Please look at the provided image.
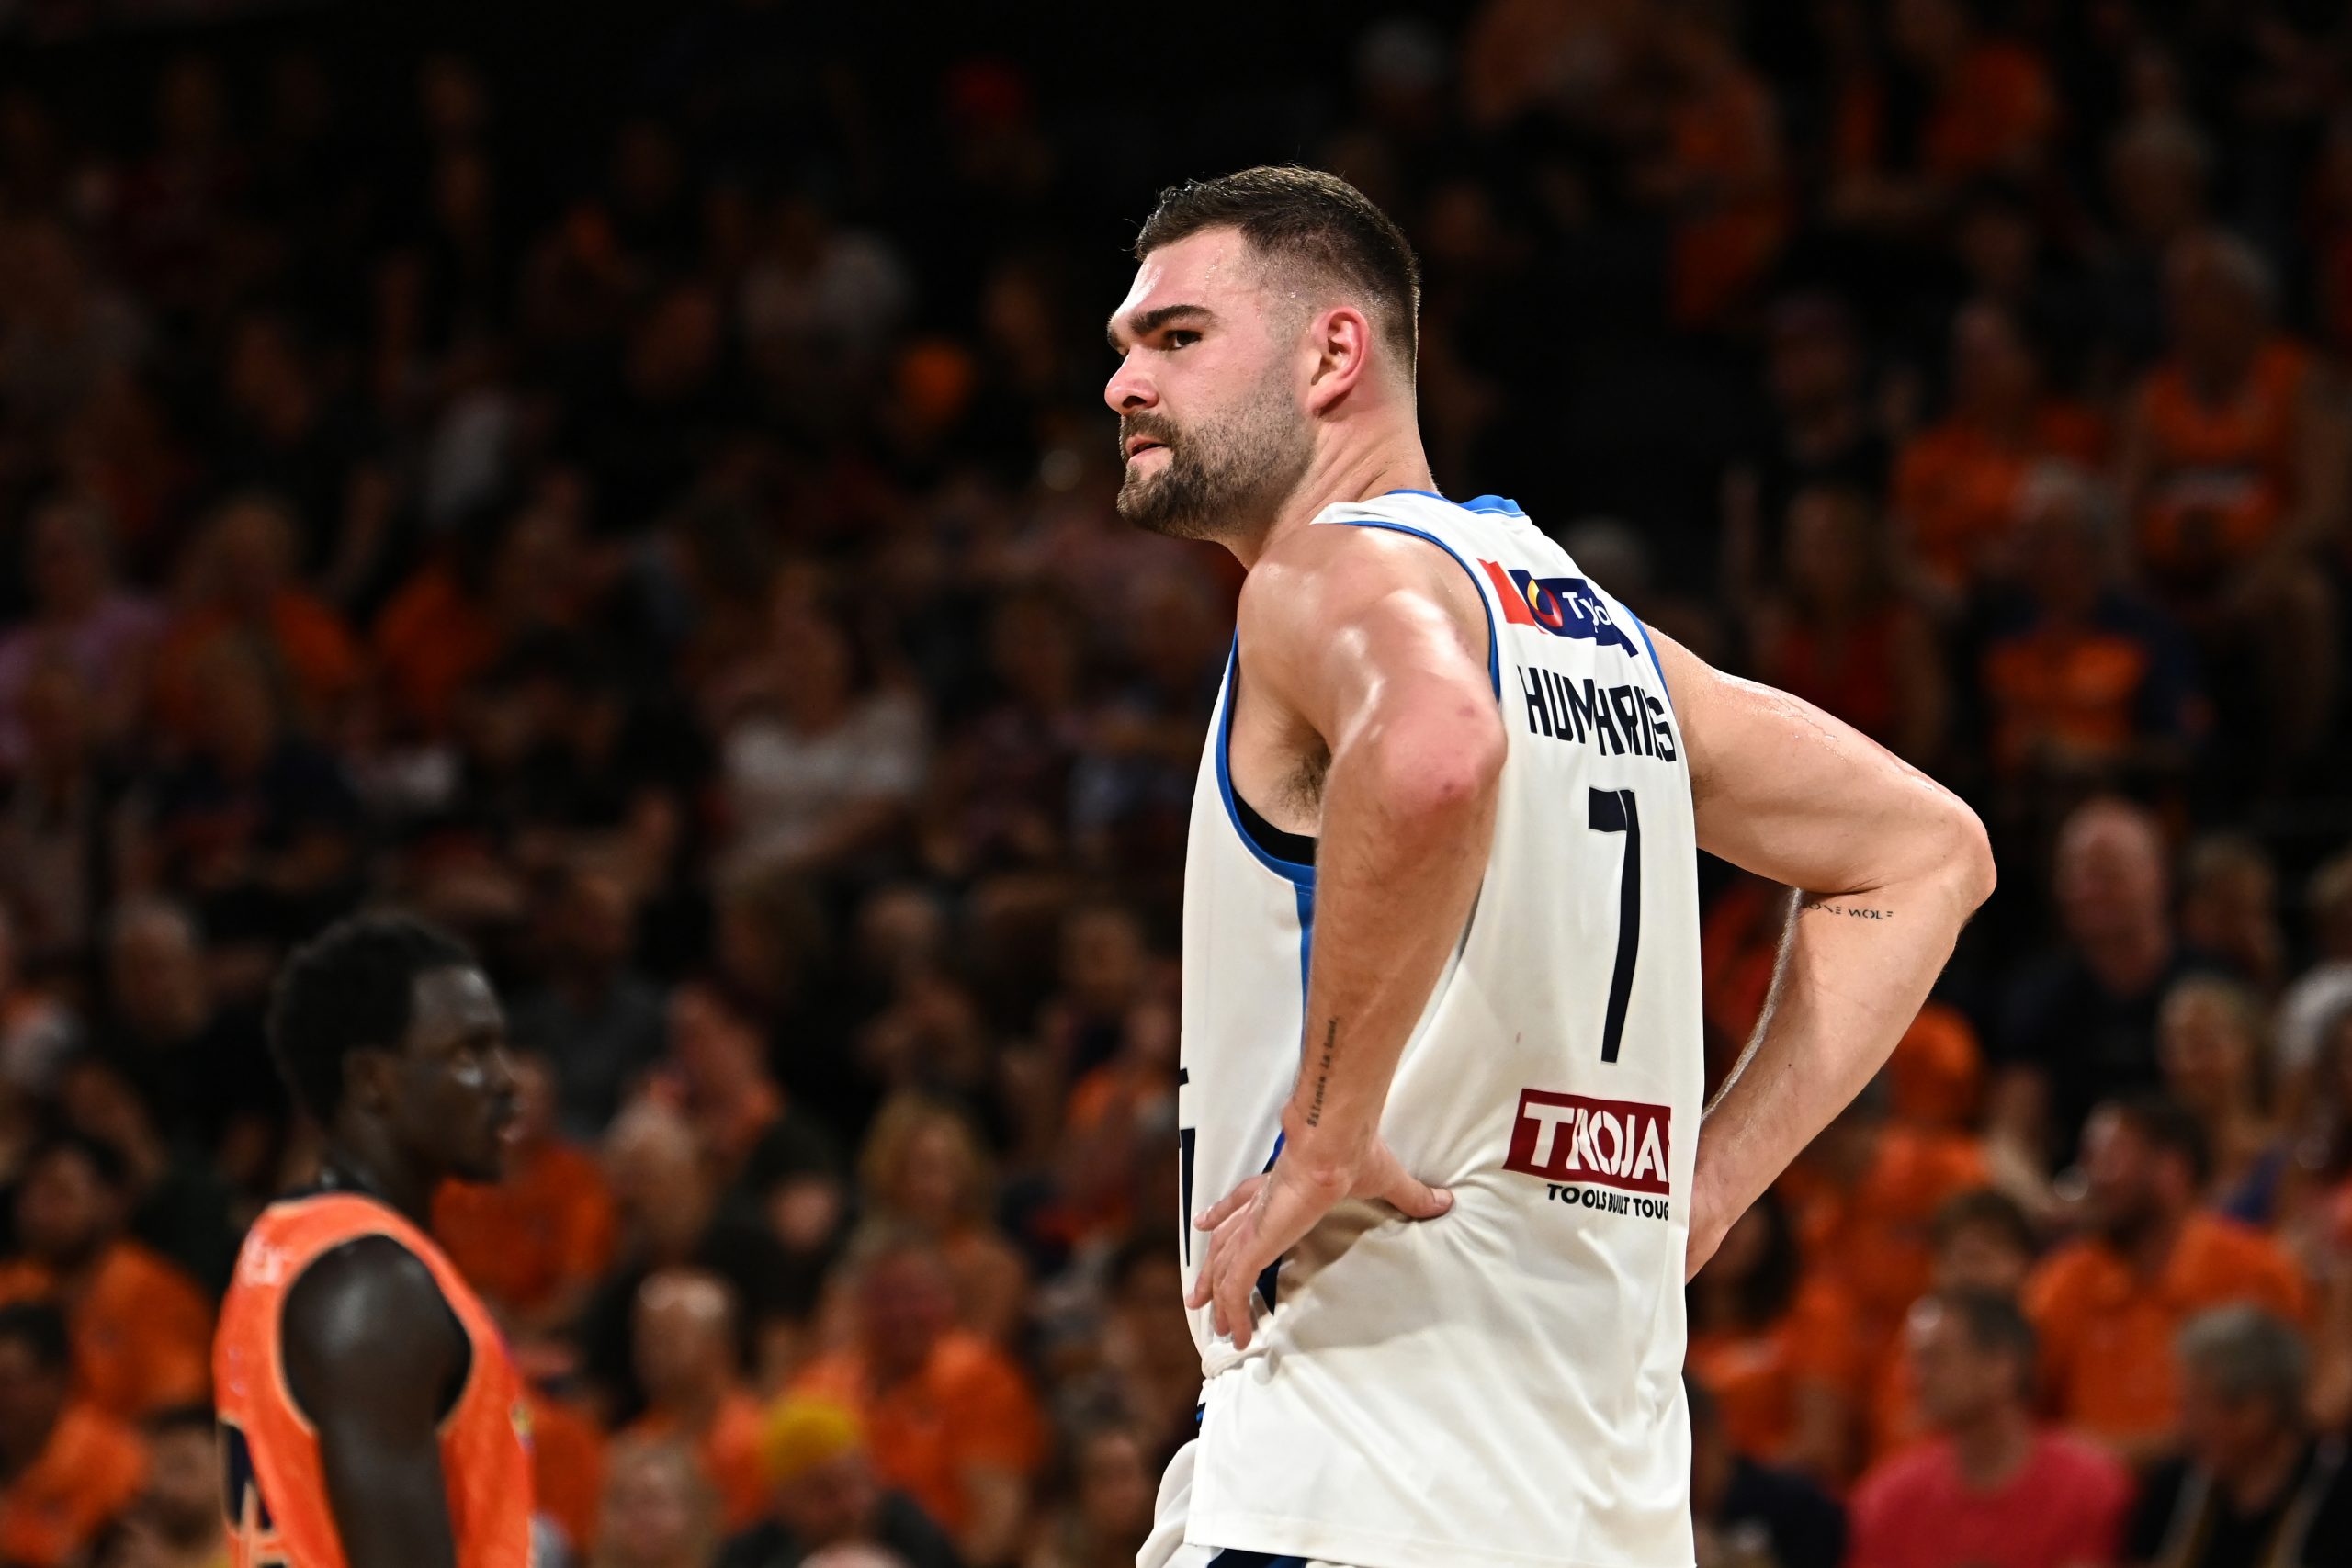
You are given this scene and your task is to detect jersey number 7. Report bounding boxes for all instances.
[1587,787,1641,1064]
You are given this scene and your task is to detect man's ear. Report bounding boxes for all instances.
[1302,304,1375,414]
[343,1046,396,1115]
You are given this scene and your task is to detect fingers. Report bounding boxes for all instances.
[1386,1173,1454,1221]
[1194,1175,1263,1232]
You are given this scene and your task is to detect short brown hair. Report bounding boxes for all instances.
[1136,165,1421,369]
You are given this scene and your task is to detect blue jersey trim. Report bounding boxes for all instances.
[1625,607,1675,716]
[1324,519,1502,697]
[1214,641,1317,891]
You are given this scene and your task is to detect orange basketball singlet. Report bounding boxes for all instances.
[213,1191,534,1568]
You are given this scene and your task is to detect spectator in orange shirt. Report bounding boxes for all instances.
[526,1388,607,1565]
[434,1051,618,1333]
[93,1403,228,1568]
[1641,6,1788,330]
[1868,1189,2042,1461]
[1685,1190,1859,1483]
[1849,1291,2132,1568]
[2116,231,2343,764]
[1894,302,2106,594]
[0,1134,212,1421]
[148,492,362,747]
[1831,0,2056,232]
[723,1395,961,1568]
[1746,484,1947,764]
[1778,1072,1988,1368]
[857,1096,1027,1346]
[1977,466,2202,795]
[623,1269,771,1534]
[795,1235,1044,1567]
[2026,1095,2308,1459]
[0,1301,146,1568]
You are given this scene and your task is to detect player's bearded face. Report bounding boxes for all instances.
[1115,354,1312,540]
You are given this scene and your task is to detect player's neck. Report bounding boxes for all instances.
[1233,423,1435,570]
[318,1129,437,1227]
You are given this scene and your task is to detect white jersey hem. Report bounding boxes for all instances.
[1187,1506,1696,1568]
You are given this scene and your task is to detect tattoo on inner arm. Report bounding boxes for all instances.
[1799,897,1894,921]
[1305,1020,1335,1127]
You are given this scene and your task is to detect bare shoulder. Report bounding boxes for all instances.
[281,1235,464,1425]
[1238,517,1486,666]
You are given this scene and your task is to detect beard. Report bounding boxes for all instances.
[1115,367,1313,542]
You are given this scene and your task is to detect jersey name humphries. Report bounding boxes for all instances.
[1514,664,1678,760]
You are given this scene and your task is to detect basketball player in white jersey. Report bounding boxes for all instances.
[1104,166,1996,1568]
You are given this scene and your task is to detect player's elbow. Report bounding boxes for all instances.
[1930,791,1996,913]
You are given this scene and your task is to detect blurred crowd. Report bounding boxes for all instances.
[0,1,2350,1566]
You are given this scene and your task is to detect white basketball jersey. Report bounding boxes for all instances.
[1175,490,1703,1568]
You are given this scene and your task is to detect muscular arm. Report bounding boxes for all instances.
[280,1236,469,1568]
[1653,631,1996,1276]
[1189,527,1502,1347]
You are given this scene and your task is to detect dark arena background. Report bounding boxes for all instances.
[0,0,2350,1564]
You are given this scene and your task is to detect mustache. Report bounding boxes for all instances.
[1118,414,1179,460]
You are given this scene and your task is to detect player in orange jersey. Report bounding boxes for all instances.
[213,915,533,1568]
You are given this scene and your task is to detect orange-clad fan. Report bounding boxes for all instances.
[2026,1095,2307,1458]
[617,1269,769,1533]
[0,1300,148,1568]
[1683,1190,1860,1483]
[0,1134,212,1421]
[1866,1189,2041,1464]
[793,1235,1045,1568]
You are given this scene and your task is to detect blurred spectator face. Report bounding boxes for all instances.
[205,495,300,613]
[2177,1359,2290,1479]
[857,1247,956,1381]
[633,1269,736,1411]
[886,1111,978,1226]
[2180,842,2280,984]
[2014,473,2108,617]
[416,54,488,145]
[989,593,1079,706]
[628,285,720,400]
[2109,121,2208,246]
[1783,488,1873,610]
[774,1447,879,1548]
[0,1334,64,1457]
[509,1054,558,1147]
[605,1105,713,1258]
[772,608,855,724]
[1951,304,2036,423]
[855,886,944,984]
[1933,1217,2033,1295]
[2082,1107,2187,1244]
[27,498,110,617]
[1103,228,1322,541]
[141,1419,224,1544]
[1906,1299,2015,1430]
[2053,803,2166,952]
[1764,303,1859,414]
[1061,904,1146,1015]
[107,901,207,1041]
[2159,982,2259,1117]
[1075,1427,1155,1546]
[598,1440,711,1568]
[18,659,89,767]
[1889,0,1968,72]
[556,869,636,974]
[190,643,282,764]
[17,1143,114,1266]
[667,986,767,1101]
[2165,236,2267,374]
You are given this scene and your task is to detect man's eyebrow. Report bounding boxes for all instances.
[1106,303,1214,350]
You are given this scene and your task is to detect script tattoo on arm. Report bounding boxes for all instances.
[1799,897,1894,921]
[1304,1019,1336,1127]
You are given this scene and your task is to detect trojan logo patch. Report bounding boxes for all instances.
[1481,560,1638,656]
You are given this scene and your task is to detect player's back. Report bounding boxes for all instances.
[1177,490,1703,1568]
[214,1191,534,1568]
